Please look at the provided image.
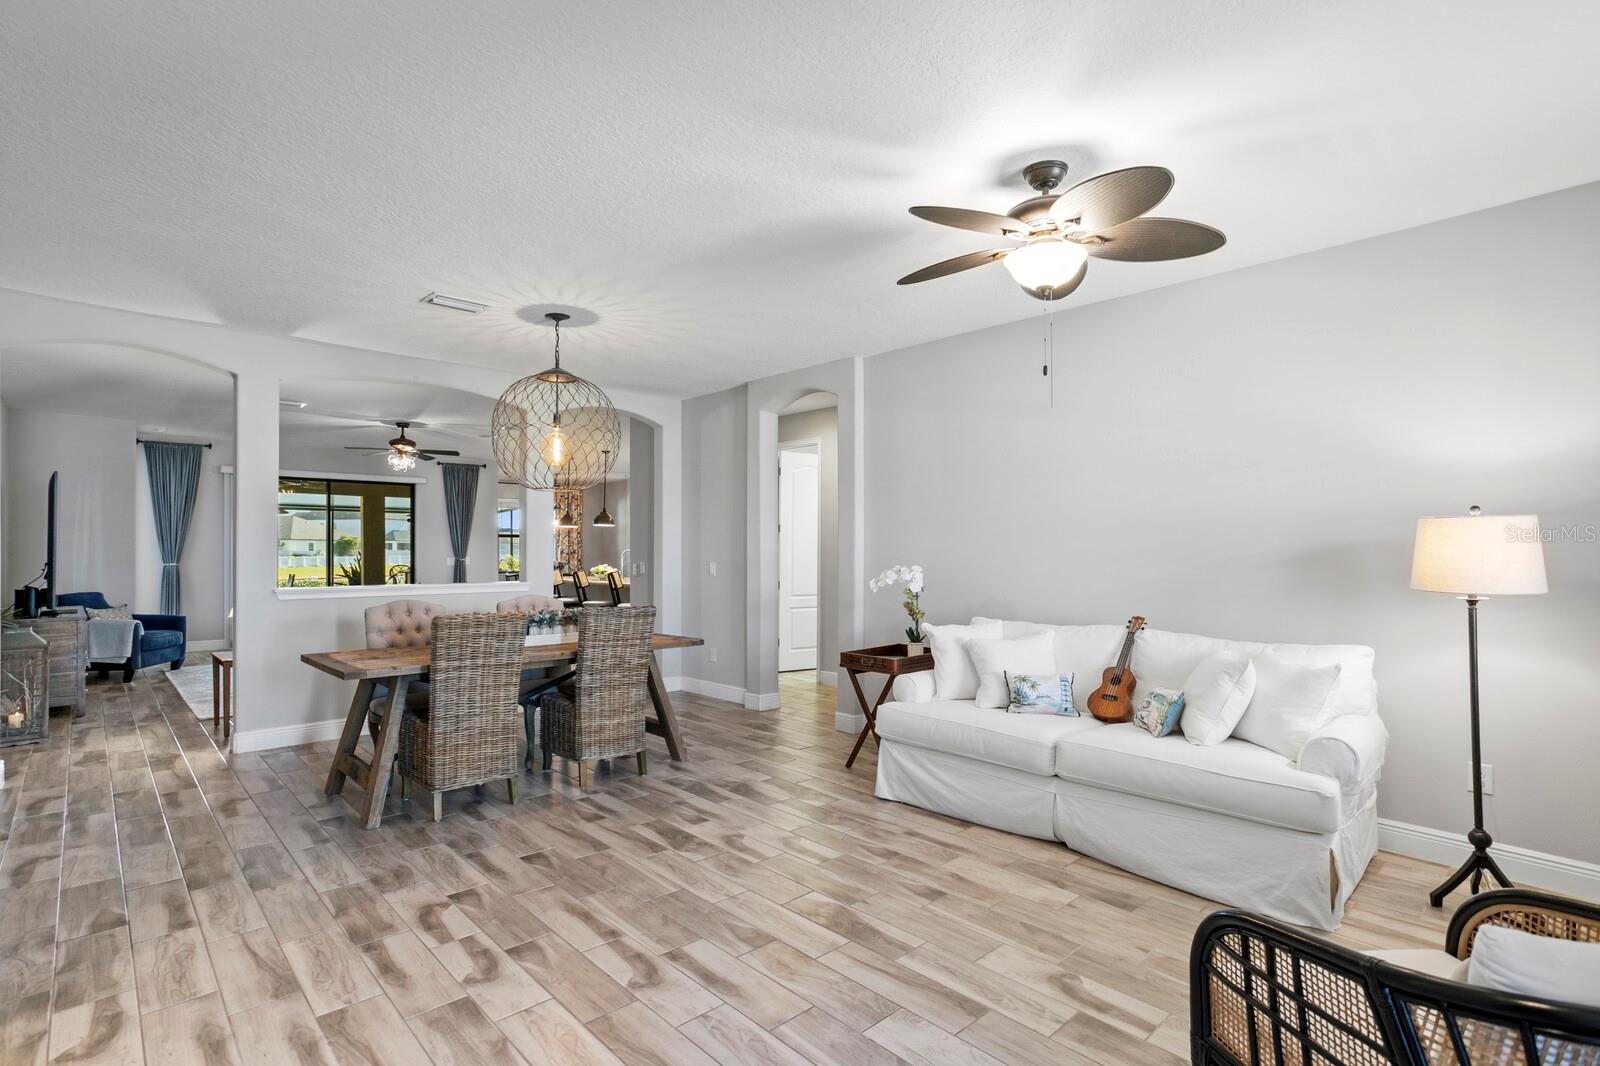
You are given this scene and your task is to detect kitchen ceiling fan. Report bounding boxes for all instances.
[898,160,1226,300]
[344,421,461,471]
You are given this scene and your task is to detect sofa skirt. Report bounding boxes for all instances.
[875,740,1063,841]
[875,739,1378,931]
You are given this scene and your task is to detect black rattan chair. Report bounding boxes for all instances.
[1191,889,1600,1065]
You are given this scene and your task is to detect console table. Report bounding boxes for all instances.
[22,607,87,717]
[840,643,933,769]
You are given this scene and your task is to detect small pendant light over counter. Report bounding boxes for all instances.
[592,451,616,527]
[492,311,621,490]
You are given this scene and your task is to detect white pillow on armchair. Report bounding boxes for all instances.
[922,619,1002,700]
[968,632,1057,709]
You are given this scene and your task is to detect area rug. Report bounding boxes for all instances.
[163,663,216,723]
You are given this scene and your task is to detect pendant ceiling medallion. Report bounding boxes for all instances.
[492,311,621,490]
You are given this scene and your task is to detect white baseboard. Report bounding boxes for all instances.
[817,670,838,687]
[674,676,747,705]
[188,639,230,653]
[232,717,348,753]
[835,710,866,734]
[1378,818,1600,899]
[743,691,780,711]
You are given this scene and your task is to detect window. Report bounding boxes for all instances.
[497,494,522,581]
[278,478,415,587]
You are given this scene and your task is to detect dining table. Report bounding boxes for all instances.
[303,631,703,828]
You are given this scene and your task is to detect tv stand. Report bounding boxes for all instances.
[24,608,87,718]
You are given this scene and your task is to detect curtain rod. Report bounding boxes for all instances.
[138,438,212,448]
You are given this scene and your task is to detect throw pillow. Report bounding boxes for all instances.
[1233,658,1343,759]
[1006,672,1077,715]
[1180,654,1256,745]
[922,619,1003,700]
[1467,925,1600,1008]
[1131,687,1185,737]
[968,632,1057,709]
[86,605,133,620]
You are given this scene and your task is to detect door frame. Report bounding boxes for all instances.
[776,436,823,678]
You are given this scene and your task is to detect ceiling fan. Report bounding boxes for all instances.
[344,421,461,472]
[898,160,1226,300]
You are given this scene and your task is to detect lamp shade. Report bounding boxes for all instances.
[1411,511,1548,596]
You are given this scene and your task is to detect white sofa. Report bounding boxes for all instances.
[873,619,1388,930]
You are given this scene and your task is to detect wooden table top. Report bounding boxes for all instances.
[301,633,703,681]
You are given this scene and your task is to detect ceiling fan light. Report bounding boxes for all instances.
[1002,238,1088,293]
[386,449,418,472]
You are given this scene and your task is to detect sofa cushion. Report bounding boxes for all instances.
[141,629,185,652]
[979,620,1377,719]
[1054,724,1345,833]
[876,699,1101,776]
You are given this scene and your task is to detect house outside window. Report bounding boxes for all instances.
[278,477,415,587]
[497,494,522,581]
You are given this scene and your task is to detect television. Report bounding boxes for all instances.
[11,471,57,617]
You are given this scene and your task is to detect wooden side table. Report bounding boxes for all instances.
[211,650,234,739]
[840,643,933,769]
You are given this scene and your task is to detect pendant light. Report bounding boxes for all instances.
[492,311,621,489]
[592,451,616,527]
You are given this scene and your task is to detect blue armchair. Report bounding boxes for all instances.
[56,592,187,682]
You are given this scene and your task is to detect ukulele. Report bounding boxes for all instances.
[1089,616,1146,723]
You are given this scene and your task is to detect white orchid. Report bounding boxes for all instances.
[869,564,927,642]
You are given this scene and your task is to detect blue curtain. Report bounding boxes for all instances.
[441,463,480,583]
[142,442,204,614]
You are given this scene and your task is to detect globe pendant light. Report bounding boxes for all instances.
[593,451,616,527]
[492,311,621,490]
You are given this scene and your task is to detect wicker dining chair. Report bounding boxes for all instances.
[533,605,655,787]
[394,612,526,821]
[1191,888,1600,1066]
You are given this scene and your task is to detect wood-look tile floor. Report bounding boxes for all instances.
[0,668,1460,1065]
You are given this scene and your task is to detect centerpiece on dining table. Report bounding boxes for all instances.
[525,607,580,646]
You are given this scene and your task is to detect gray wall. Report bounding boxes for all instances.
[860,182,1600,863]
[682,384,749,689]
[582,478,629,573]
[778,406,840,676]
[4,408,138,609]
[629,417,656,606]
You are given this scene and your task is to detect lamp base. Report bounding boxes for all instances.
[1428,827,1513,907]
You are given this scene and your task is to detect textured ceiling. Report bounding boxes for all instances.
[3,0,1598,398]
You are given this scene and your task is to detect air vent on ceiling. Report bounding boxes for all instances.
[420,291,489,314]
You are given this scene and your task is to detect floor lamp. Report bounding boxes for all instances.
[1411,506,1547,907]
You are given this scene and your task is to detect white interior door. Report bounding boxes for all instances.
[778,444,820,672]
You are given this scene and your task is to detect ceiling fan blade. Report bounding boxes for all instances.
[897,248,1009,285]
[1085,217,1226,262]
[1021,259,1088,301]
[343,447,389,453]
[909,206,1030,238]
[423,449,461,456]
[1049,166,1174,233]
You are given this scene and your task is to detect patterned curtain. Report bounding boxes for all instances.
[142,442,204,614]
[441,463,480,583]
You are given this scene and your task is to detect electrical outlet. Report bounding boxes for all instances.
[1477,763,1494,795]
[708,647,718,663]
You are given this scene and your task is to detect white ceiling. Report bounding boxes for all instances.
[0,343,233,438]
[3,1,1597,398]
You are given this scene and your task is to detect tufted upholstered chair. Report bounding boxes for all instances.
[363,600,445,738]
[365,600,448,649]
[496,594,564,615]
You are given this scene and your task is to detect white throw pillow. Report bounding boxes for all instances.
[1180,654,1256,745]
[922,619,1003,700]
[1232,658,1343,759]
[968,632,1057,710]
[1467,925,1600,1008]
